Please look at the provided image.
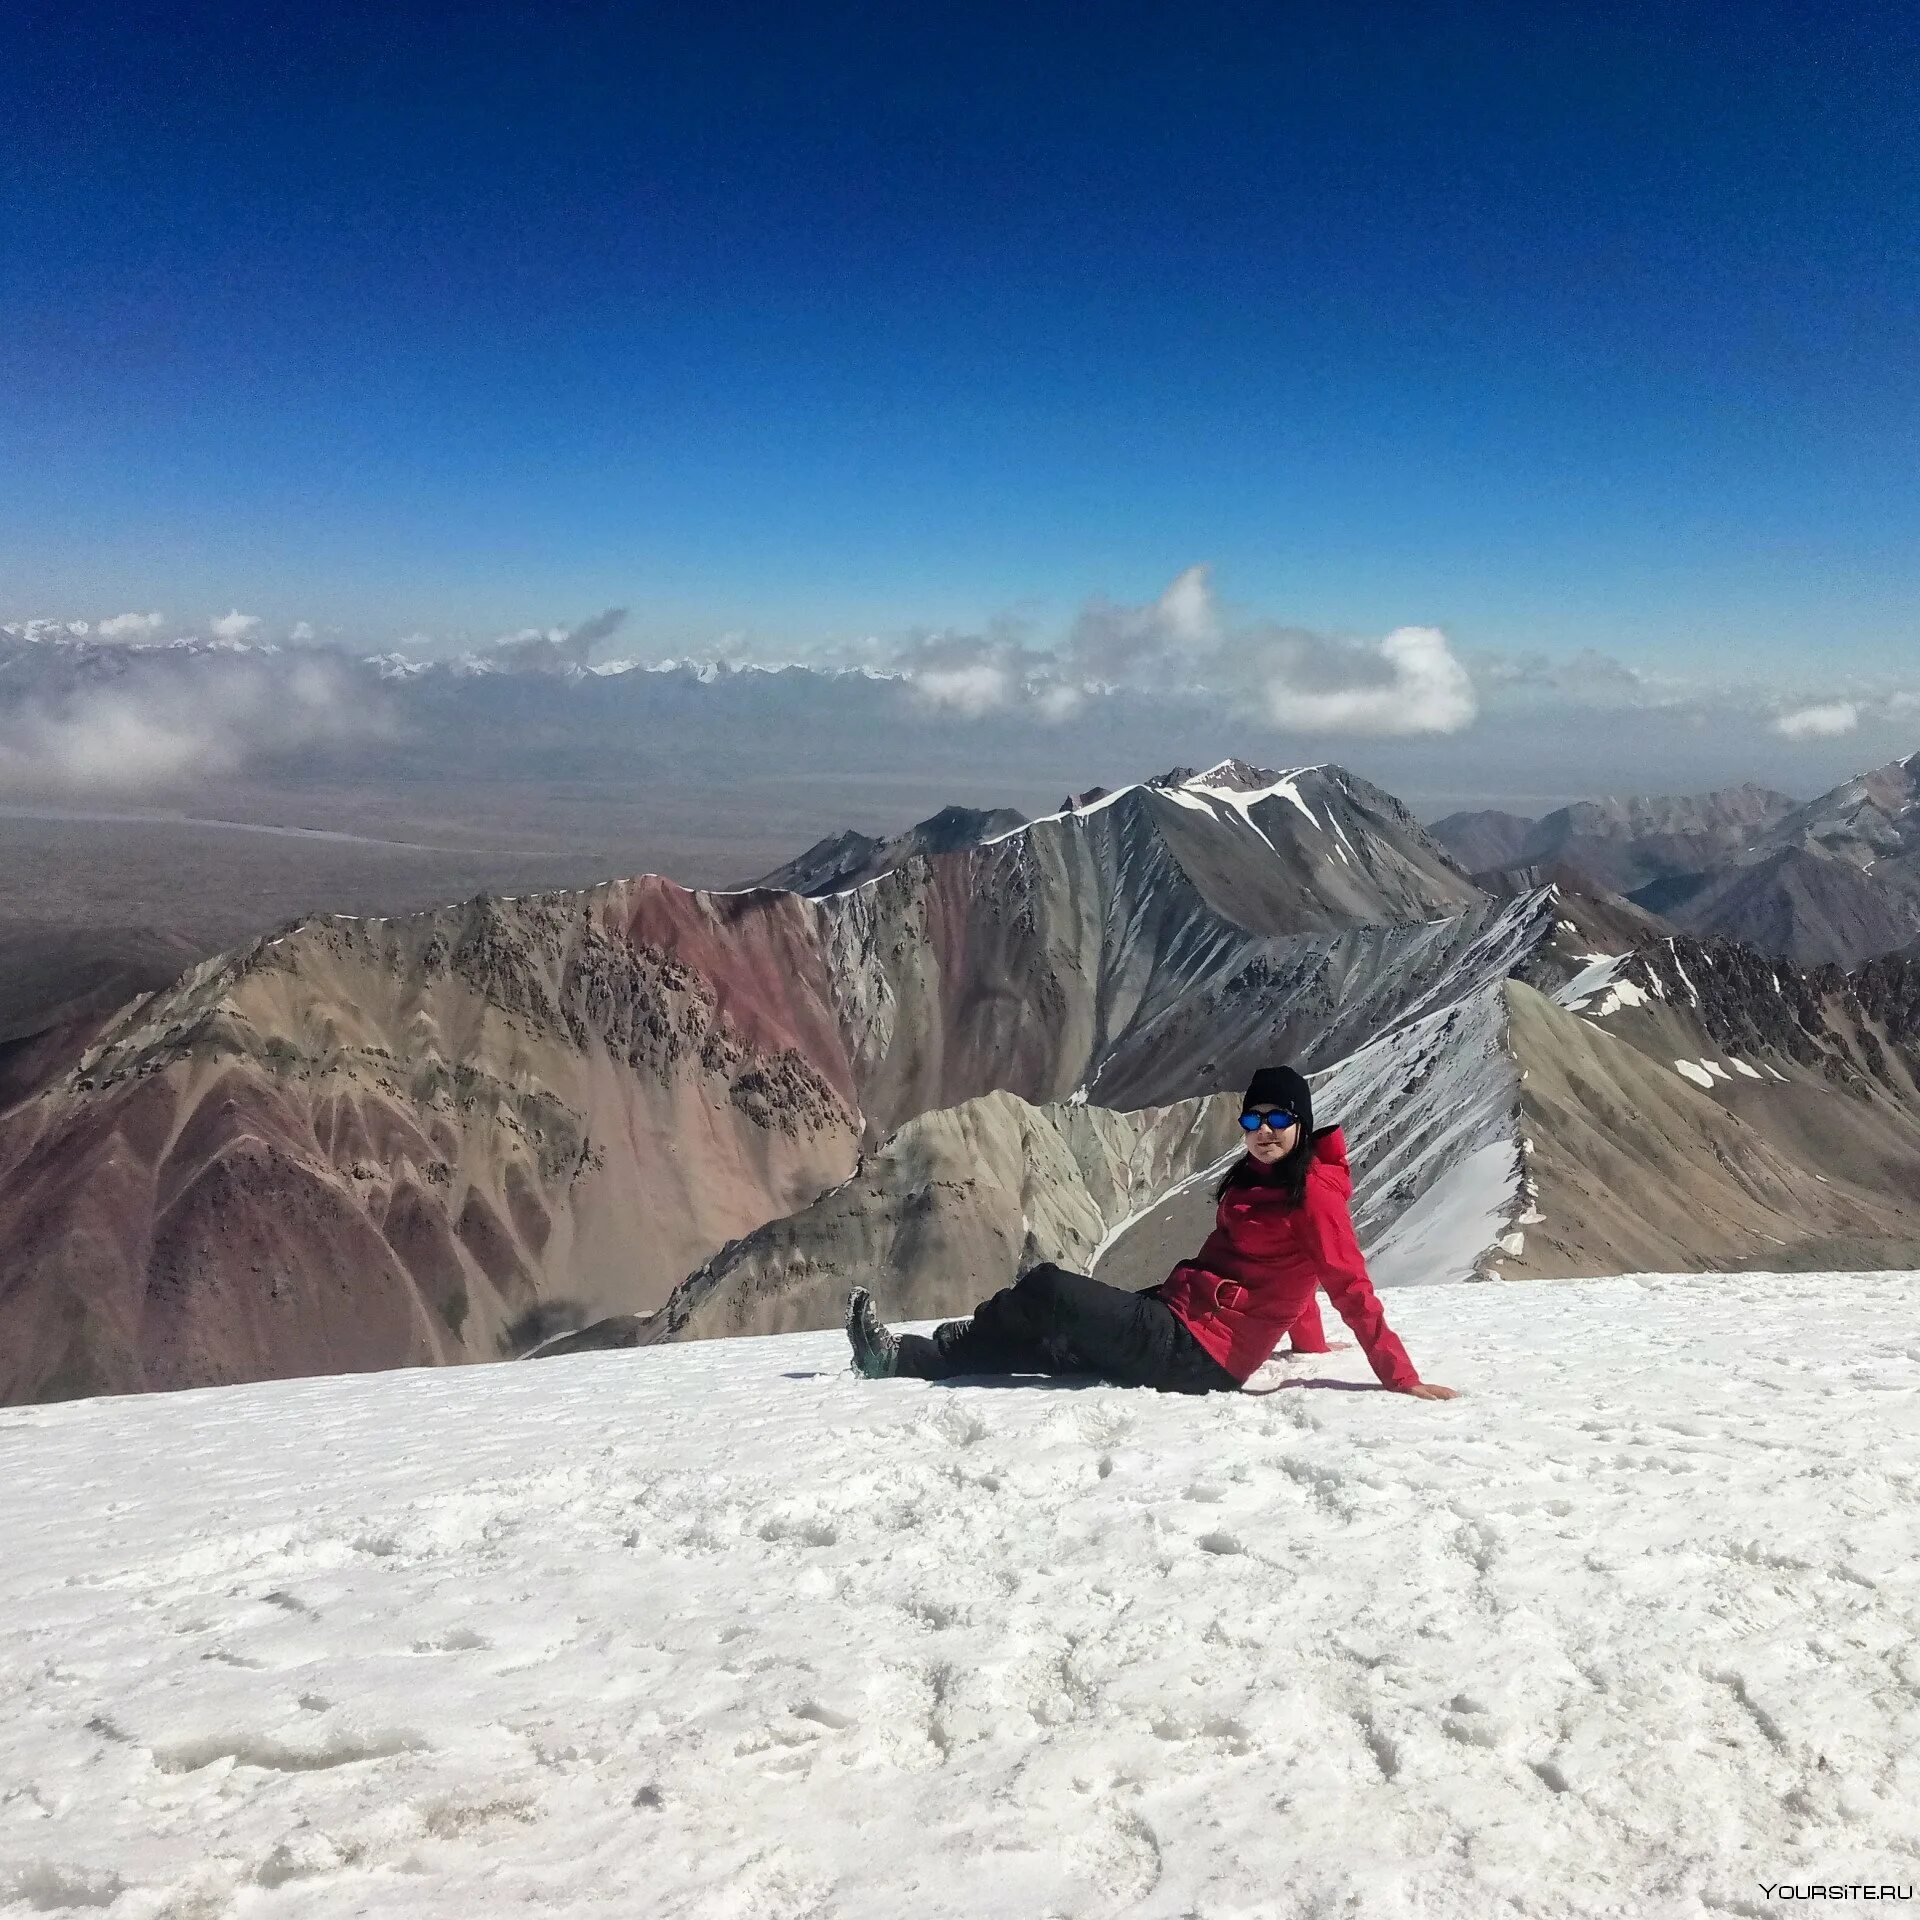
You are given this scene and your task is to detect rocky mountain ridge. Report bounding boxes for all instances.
[8,753,1920,1404]
[1432,758,1920,968]
[0,760,1488,1401]
[566,888,1920,1351]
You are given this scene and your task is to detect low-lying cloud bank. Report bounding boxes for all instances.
[0,653,393,798]
[4,579,1915,810]
[95,611,167,640]
[5,612,315,649]
[483,607,630,674]
[1774,700,1860,739]
[811,572,1916,785]
[883,567,1480,737]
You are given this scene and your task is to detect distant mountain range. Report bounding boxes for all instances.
[6,754,1920,1406]
[1429,753,1920,968]
[7,622,1917,972]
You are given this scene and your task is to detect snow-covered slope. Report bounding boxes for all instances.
[4,1276,1917,1917]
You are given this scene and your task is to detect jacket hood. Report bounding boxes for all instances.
[1310,1126,1351,1193]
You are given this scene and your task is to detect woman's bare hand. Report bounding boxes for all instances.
[1402,1382,1460,1400]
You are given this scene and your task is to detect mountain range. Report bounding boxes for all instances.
[5,753,1920,1405]
[9,622,1918,971]
[1429,752,1920,969]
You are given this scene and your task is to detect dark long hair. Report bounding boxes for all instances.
[1214,1123,1334,1210]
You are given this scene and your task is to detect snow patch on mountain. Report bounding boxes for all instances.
[1555,954,1657,1020]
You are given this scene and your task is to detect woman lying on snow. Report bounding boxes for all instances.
[846,1065,1458,1401]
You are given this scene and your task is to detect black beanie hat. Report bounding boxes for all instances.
[1242,1064,1312,1131]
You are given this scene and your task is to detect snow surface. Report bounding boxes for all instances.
[1668,943,1702,1007]
[12,1271,1916,1918]
[978,782,1139,846]
[1366,1135,1519,1287]
[1190,763,1328,836]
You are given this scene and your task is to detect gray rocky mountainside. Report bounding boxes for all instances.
[1430,784,1798,894]
[1434,760,1920,969]
[0,925,205,1118]
[1421,808,1536,875]
[1635,846,1919,972]
[607,917,1920,1352]
[0,761,1476,1401]
[6,755,1920,1405]
[1644,754,1920,969]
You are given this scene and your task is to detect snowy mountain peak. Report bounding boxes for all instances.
[1182,757,1283,791]
[368,653,429,680]
[1767,750,1920,867]
[753,759,1476,940]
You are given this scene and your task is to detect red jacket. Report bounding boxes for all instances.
[1156,1128,1421,1390]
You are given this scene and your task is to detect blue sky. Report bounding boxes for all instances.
[3,0,1917,680]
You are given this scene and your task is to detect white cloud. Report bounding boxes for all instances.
[1032,681,1086,722]
[486,608,629,673]
[1065,565,1223,683]
[1774,700,1859,739]
[1263,625,1478,736]
[1471,646,1677,711]
[911,661,1013,717]
[1058,571,1480,735]
[0,654,392,796]
[883,622,1049,720]
[1154,565,1219,646]
[865,570,1482,735]
[288,620,316,643]
[97,612,166,640]
[211,609,262,642]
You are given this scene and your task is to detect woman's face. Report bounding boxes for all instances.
[1243,1106,1299,1164]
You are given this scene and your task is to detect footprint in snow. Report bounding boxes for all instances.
[407,1626,490,1654]
[1,1862,127,1911]
[1066,1804,1163,1911]
[153,1727,428,1775]
[924,1405,989,1449]
[790,1700,856,1731]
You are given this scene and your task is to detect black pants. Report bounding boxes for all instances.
[893,1263,1240,1394]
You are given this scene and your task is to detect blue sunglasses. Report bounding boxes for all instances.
[1238,1109,1297,1133]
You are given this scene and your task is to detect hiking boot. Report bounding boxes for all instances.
[846,1286,901,1380]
